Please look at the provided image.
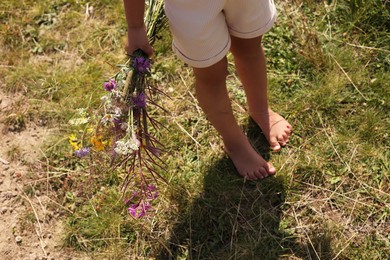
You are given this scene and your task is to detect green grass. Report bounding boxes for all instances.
[1,0,389,259]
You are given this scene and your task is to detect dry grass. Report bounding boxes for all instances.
[1,0,389,259]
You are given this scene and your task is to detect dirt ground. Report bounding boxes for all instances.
[0,90,87,260]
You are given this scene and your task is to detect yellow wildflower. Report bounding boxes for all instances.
[69,134,80,150]
[90,135,105,151]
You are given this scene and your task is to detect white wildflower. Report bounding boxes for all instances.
[113,107,122,118]
[121,122,129,131]
[69,108,90,125]
[101,94,112,107]
[101,107,122,124]
[69,117,89,125]
[114,133,141,155]
[101,114,113,124]
[76,108,88,117]
[101,94,109,102]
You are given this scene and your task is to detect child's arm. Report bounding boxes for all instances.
[123,0,154,56]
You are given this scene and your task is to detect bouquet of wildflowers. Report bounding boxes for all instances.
[69,0,167,219]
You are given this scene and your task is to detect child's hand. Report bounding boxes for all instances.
[125,26,154,57]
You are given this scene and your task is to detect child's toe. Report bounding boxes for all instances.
[269,136,281,151]
[256,169,265,179]
[259,168,268,178]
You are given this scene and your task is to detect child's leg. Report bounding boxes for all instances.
[230,36,292,151]
[193,57,276,180]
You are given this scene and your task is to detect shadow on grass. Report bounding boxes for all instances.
[156,119,335,259]
[62,118,335,258]
[158,162,286,259]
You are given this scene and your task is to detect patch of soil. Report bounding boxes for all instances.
[0,90,88,260]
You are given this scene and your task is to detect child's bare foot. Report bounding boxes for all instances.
[250,109,292,152]
[224,134,276,180]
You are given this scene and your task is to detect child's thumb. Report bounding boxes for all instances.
[141,44,154,57]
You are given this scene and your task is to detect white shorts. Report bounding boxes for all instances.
[164,0,277,68]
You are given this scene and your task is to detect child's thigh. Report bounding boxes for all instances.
[164,0,230,68]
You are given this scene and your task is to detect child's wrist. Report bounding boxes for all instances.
[127,23,146,30]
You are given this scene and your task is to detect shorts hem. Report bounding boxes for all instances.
[229,7,277,39]
[172,37,231,68]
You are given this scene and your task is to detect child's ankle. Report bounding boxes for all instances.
[222,134,250,150]
[249,107,272,116]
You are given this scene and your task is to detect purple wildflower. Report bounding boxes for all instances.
[148,146,161,157]
[75,147,90,158]
[142,201,151,211]
[103,79,117,92]
[128,204,138,218]
[113,118,123,131]
[137,210,146,218]
[132,57,151,73]
[130,191,138,200]
[113,118,122,124]
[147,184,156,191]
[128,204,144,218]
[132,92,147,108]
[127,201,152,218]
[146,191,159,200]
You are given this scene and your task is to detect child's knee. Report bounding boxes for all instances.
[230,36,263,59]
[193,57,228,83]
